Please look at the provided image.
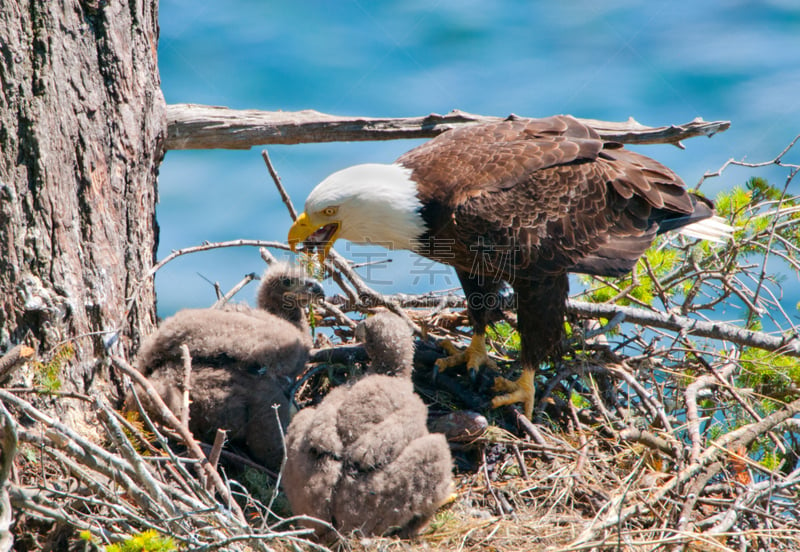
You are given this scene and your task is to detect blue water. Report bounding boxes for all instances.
[156,1,800,324]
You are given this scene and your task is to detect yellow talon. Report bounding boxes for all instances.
[437,339,460,358]
[435,333,497,374]
[491,369,536,419]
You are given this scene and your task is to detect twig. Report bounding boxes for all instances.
[676,460,724,537]
[267,404,288,518]
[685,354,737,463]
[511,444,529,480]
[212,272,259,308]
[261,149,298,220]
[606,362,675,435]
[146,239,291,281]
[206,429,227,491]
[566,299,800,357]
[582,312,626,343]
[259,247,277,266]
[507,406,552,461]
[746,167,797,327]
[618,427,679,459]
[315,300,358,329]
[179,344,193,429]
[698,133,800,189]
[122,239,293,333]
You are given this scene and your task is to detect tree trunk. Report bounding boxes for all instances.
[0,1,165,390]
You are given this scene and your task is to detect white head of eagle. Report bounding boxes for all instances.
[289,163,426,256]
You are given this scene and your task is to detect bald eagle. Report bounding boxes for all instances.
[288,115,730,418]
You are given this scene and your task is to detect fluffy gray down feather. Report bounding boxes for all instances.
[283,312,453,538]
[132,263,320,471]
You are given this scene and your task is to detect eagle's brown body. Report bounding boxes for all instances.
[399,115,713,368]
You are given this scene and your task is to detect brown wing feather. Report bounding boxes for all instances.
[401,115,705,279]
[398,115,603,202]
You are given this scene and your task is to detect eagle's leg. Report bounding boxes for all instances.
[434,270,503,380]
[491,273,569,419]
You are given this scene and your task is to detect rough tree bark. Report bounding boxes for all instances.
[0,2,165,390]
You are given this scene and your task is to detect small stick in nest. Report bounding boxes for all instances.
[179,343,193,429]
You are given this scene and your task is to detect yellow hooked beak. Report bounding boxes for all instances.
[287,211,340,261]
[288,212,314,251]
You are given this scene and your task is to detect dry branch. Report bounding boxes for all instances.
[0,344,34,383]
[1,386,329,551]
[0,401,17,552]
[685,356,737,463]
[179,343,193,428]
[261,149,298,220]
[329,291,800,357]
[166,104,730,150]
[567,299,800,356]
[212,272,258,308]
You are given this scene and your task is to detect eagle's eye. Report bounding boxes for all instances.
[322,207,338,217]
[281,277,293,288]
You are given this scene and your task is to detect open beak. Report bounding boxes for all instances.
[288,212,340,261]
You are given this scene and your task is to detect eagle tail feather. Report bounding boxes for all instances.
[676,215,734,243]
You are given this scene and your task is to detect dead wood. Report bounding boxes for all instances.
[166,104,730,150]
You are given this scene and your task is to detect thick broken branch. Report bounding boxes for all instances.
[165,104,730,150]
